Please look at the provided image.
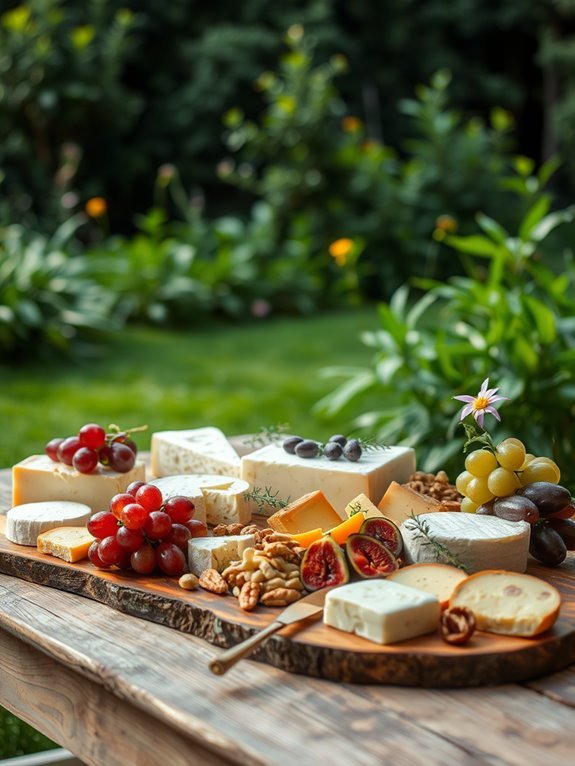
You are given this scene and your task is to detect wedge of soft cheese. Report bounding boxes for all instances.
[401,513,530,574]
[150,474,251,526]
[324,580,440,645]
[267,491,342,535]
[450,571,561,637]
[12,455,145,513]
[37,526,95,562]
[187,534,255,576]
[388,563,468,609]
[6,501,92,546]
[151,428,240,478]
[345,493,383,519]
[377,482,442,526]
[241,444,415,516]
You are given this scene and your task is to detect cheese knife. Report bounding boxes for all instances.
[209,587,331,675]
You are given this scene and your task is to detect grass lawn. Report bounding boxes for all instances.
[0,307,377,757]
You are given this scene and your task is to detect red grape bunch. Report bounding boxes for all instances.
[87,481,209,577]
[45,422,146,475]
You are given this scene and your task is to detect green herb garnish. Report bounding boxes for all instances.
[244,424,291,449]
[243,486,291,511]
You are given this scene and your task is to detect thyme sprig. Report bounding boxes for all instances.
[406,514,469,572]
[243,486,291,511]
[244,424,291,449]
[347,500,363,517]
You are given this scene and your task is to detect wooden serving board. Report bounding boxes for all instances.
[1,515,575,687]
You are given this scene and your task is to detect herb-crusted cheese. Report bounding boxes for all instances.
[187,535,255,575]
[401,513,530,574]
[151,428,240,478]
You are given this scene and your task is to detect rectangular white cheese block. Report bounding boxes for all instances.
[324,580,440,645]
[12,455,145,514]
[6,501,92,546]
[401,513,530,574]
[241,444,415,515]
[187,534,255,576]
[151,428,240,478]
[150,474,252,526]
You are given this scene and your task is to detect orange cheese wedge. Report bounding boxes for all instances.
[327,512,366,545]
[291,527,323,548]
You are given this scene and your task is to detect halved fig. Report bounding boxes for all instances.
[346,534,399,578]
[301,536,349,591]
[359,516,402,556]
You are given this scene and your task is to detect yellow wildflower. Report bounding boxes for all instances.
[329,238,354,266]
[341,116,362,133]
[85,197,107,218]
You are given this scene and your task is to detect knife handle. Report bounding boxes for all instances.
[209,620,283,675]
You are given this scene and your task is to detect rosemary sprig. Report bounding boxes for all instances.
[244,424,291,449]
[243,486,291,511]
[347,500,363,517]
[405,514,469,572]
[356,437,389,452]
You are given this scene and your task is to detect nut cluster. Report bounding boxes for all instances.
[404,470,461,509]
[212,523,298,553]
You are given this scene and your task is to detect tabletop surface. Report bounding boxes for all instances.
[2,469,575,766]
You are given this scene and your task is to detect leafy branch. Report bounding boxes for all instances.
[461,421,496,454]
[244,423,290,449]
[243,486,290,511]
[405,514,469,572]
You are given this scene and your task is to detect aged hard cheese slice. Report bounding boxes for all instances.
[450,571,561,637]
[37,526,95,563]
[377,482,443,526]
[6,501,92,546]
[267,491,342,535]
[388,563,468,609]
[324,580,440,645]
[12,455,145,513]
[187,534,255,576]
[151,428,241,478]
[344,493,383,519]
[241,444,415,515]
[401,513,530,574]
[150,474,251,526]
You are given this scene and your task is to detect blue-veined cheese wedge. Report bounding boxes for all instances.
[151,428,241,478]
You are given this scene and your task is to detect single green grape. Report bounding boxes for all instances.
[495,438,526,471]
[460,496,478,513]
[530,456,561,482]
[465,477,495,505]
[487,467,520,497]
[521,459,560,485]
[464,449,498,477]
[518,453,535,471]
[456,470,473,495]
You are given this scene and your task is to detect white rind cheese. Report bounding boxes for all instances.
[6,501,92,546]
[150,474,251,526]
[12,455,145,513]
[401,513,530,574]
[324,580,440,645]
[151,428,241,478]
[241,444,415,515]
[187,534,255,575]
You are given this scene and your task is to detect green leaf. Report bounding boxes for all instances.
[519,196,551,241]
[313,371,376,418]
[538,156,561,187]
[522,295,556,344]
[513,155,536,178]
[529,208,575,243]
[475,213,508,244]
[444,235,502,258]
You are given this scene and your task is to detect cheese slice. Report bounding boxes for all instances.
[401,513,530,574]
[241,444,415,515]
[267,491,342,535]
[345,493,383,519]
[450,571,561,637]
[187,534,255,576]
[388,563,468,609]
[151,428,241,478]
[377,482,443,526]
[6,501,92,546]
[150,474,251,526]
[37,526,95,563]
[324,580,440,645]
[12,455,145,513]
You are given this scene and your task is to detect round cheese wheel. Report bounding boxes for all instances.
[6,501,92,546]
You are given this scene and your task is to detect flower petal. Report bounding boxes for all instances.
[485,406,502,421]
[454,395,475,403]
[459,402,475,420]
[487,395,509,404]
[474,410,485,428]
[479,378,490,394]
[484,387,499,398]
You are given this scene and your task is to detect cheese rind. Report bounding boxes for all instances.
[450,570,561,637]
[241,444,415,515]
[150,474,251,526]
[377,482,442,526]
[388,563,468,609]
[151,428,240,478]
[324,580,440,645]
[12,455,145,513]
[6,501,92,546]
[401,513,530,574]
[187,535,255,576]
[267,491,342,535]
[37,526,95,562]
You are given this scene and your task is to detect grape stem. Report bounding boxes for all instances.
[461,420,496,454]
[108,423,149,436]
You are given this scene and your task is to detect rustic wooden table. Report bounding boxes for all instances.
[2,470,575,766]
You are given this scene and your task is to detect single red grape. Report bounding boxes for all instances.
[126,480,146,497]
[116,548,133,570]
[88,540,110,569]
[109,492,135,519]
[45,438,64,462]
[110,431,127,443]
[98,535,123,566]
[131,543,156,575]
[116,525,145,552]
[87,511,118,539]
[109,443,136,473]
[163,495,195,524]
[156,542,187,577]
[58,436,82,466]
[135,484,163,513]
[124,437,138,455]
[98,444,113,466]
[121,502,148,530]
[167,523,191,552]
[78,423,106,451]
[144,511,172,541]
[73,447,99,474]
[185,519,209,538]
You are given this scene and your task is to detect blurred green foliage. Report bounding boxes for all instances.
[0,707,56,758]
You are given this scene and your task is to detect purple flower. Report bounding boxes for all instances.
[454,378,508,428]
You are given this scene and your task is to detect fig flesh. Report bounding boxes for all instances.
[360,517,403,556]
[346,534,399,578]
[300,536,349,591]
